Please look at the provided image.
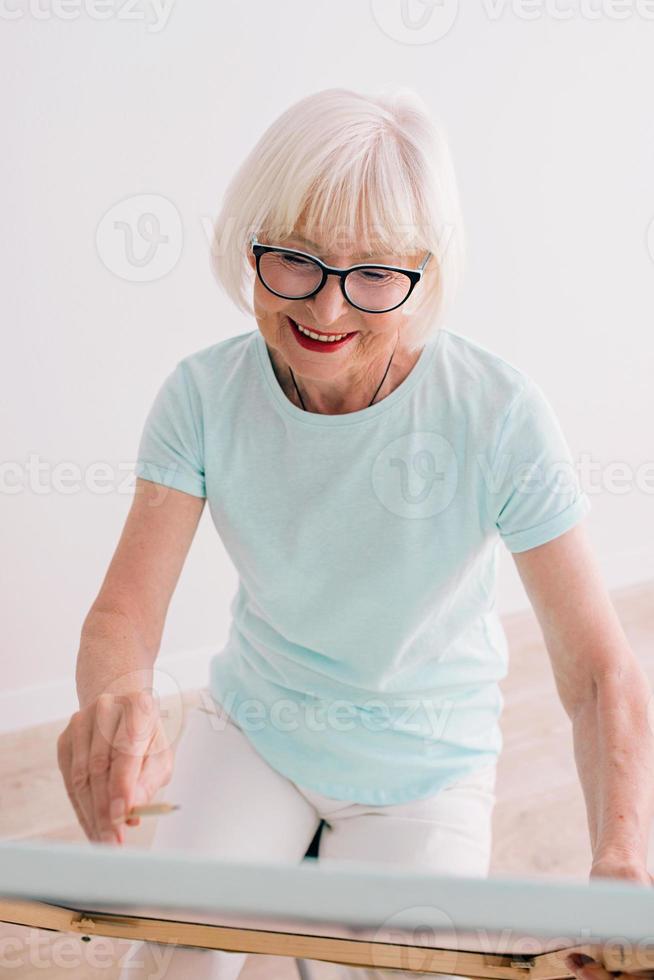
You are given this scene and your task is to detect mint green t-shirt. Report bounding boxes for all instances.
[135,328,591,805]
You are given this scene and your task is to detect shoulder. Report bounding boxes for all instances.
[435,328,534,419]
[436,328,531,395]
[175,329,259,395]
[435,331,575,473]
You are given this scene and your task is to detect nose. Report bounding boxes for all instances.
[304,273,350,327]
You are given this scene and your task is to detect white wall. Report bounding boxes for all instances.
[2,2,653,732]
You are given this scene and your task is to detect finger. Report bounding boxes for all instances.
[132,730,175,807]
[88,695,123,843]
[68,710,104,840]
[107,700,160,828]
[57,729,93,839]
[564,955,614,979]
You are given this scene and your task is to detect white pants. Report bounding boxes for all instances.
[118,692,497,980]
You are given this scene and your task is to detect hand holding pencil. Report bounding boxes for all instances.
[57,688,179,846]
[112,802,180,826]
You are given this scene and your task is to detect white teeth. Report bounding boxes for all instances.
[294,320,348,342]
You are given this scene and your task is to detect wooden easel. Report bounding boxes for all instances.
[2,897,654,976]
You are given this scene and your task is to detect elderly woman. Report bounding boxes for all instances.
[58,87,654,980]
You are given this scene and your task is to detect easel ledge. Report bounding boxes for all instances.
[2,898,653,977]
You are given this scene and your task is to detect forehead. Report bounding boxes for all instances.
[275,230,420,264]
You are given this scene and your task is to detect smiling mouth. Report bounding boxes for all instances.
[288,316,356,343]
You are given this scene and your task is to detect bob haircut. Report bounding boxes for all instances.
[210,87,465,352]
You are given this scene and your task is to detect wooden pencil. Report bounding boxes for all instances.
[112,803,180,825]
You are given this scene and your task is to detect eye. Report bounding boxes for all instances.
[357,269,399,283]
[360,270,388,281]
[281,254,315,268]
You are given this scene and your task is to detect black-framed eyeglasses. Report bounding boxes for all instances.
[250,235,432,314]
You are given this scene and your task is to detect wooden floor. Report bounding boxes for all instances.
[2,579,653,978]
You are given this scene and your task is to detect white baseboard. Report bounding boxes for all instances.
[0,646,217,736]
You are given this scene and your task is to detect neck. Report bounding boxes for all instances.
[266,332,423,415]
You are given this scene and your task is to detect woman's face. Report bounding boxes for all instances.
[246,231,420,384]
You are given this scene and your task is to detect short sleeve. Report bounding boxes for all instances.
[485,378,591,553]
[135,361,206,498]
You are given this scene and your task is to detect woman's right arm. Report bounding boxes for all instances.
[57,477,206,845]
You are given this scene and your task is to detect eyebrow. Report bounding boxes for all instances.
[289,235,323,251]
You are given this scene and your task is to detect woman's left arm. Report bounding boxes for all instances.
[512,522,654,885]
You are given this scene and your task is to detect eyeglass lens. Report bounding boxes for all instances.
[258,251,412,312]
